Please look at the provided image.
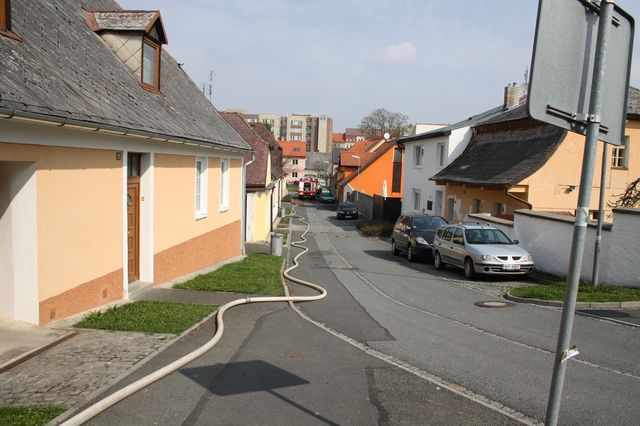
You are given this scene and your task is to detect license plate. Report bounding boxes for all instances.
[503,264,521,271]
[344,215,352,218]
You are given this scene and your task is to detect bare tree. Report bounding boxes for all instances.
[359,108,410,139]
[608,177,640,208]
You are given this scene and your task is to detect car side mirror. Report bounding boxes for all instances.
[514,240,519,245]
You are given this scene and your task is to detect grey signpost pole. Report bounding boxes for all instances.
[544,1,615,424]
[592,142,609,286]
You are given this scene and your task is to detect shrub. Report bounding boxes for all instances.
[357,220,394,237]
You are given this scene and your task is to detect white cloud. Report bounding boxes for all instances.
[381,41,417,62]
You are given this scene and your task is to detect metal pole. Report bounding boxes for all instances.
[356,158,360,204]
[592,141,608,286]
[545,2,614,424]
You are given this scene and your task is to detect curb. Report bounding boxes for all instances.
[504,292,640,310]
[49,306,220,425]
[0,331,77,374]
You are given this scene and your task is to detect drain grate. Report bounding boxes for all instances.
[474,301,515,309]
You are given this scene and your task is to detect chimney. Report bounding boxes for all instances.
[504,82,520,110]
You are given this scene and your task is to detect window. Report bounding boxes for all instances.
[292,159,299,165]
[220,158,229,211]
[427,200,433,211]
[436,143,445,167]
[291,136,303,141]
[127,153,142,178]
[612,136,629,169]
[414,145,424,167]
[292,172,298,178]
[412,189,421,211]
[472,199,482,214]
[492,202,505,217]
[195,157,208,219]
[452,227,464,245]
[142,37,160,91]
[0,0,9,32]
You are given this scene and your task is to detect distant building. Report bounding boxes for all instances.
[223,110,333,153]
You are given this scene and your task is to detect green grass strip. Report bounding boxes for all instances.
[175,254,284,296]
[75,301,216,334]
[0,405,66,426]
[510,283,640,302]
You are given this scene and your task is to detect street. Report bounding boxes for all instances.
[290,203,640,425]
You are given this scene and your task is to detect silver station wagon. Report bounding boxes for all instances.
[432,223,534,279]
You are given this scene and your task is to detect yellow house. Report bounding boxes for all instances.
[221,112,285,242]
[432,87,640,222]
[0,3,252,325]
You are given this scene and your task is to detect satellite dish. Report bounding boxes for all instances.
[383,132,390,141]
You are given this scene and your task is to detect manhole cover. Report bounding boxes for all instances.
[474,301,515,308]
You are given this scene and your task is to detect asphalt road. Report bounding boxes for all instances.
[291,203,640,425]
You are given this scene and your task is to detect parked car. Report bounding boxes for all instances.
[317,188,336,203]
[391,213,448,261]
[336,202,358,219]
[432,223,534,279]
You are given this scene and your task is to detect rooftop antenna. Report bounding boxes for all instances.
[208,70,213,102]
[524,66,529,84]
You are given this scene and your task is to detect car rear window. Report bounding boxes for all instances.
[413,216,447,230]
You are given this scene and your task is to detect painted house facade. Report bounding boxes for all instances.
[221,112,284,243]
[280,141,306,182]
[432,87,640,222]
[0,1,251,325]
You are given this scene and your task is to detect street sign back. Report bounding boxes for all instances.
[528,0,634,145]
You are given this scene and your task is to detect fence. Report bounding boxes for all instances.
[465,208,639,287]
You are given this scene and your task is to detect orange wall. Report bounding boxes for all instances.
[0,142,123,302]
[348,148,403,197]
[523,120,640,215]
[154,154,242,256]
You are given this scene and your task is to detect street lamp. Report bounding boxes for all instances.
[351,155,360,204]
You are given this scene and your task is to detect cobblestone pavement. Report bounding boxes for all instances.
[0,329,172,407]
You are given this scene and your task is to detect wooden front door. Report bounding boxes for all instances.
[127,179,140,283]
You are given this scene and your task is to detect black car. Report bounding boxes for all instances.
[336,202,358,219]
[391,213,448,261]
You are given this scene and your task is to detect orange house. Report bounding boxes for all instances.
[337,139,404,221]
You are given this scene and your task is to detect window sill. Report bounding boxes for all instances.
[195,212,208,221]
[219,206,229,213]
[611,166,628,171]
[0,29,23,42]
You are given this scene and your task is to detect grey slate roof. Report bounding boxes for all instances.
[628,86,640,119]
[431,116,567,187]
[0,0,250,152]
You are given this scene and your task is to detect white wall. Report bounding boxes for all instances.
[401,126,471,216]
[495,209,639,287]
[0,162,39,324]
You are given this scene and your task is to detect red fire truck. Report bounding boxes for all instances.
[298,175,318,199]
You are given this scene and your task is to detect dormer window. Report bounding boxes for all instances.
[142,37,160,90]
[86,10,168,92]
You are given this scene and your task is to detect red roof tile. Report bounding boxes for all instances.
[279,141,307,158]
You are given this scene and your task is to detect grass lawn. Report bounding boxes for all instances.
[357,220,394,237]
[285,207,292,215]
[510,282,640,302]
[0,405,66,426]
[174,254,284,296]
[75,301,216,334]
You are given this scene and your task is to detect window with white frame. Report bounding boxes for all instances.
[436,143,445,167]
[292,172,298,178]
[413,189,421,211]
[612,136,629,169]
[195,157,208,219]
[414,145,424,167]
[220,158,230,211]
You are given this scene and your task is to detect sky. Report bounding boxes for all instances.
[120,0,640,132]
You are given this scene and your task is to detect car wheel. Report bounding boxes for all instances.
[407,245,415,262]
[434,251,446,270]
[391,240,399,256]
[464,258,476,280]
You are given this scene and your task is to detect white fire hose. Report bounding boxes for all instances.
[60,205,324,425]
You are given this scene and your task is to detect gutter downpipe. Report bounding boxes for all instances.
[242,154,255,255]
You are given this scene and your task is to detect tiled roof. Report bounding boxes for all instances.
[250,123,283,180]
[340,151,376,167]
[0,0,249,152]
[221,112,268,187]
[339,140,397,187]
[332,132,346,143]
[431,116,566,187]
[628,86,640,119]
[279,141,306,158]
